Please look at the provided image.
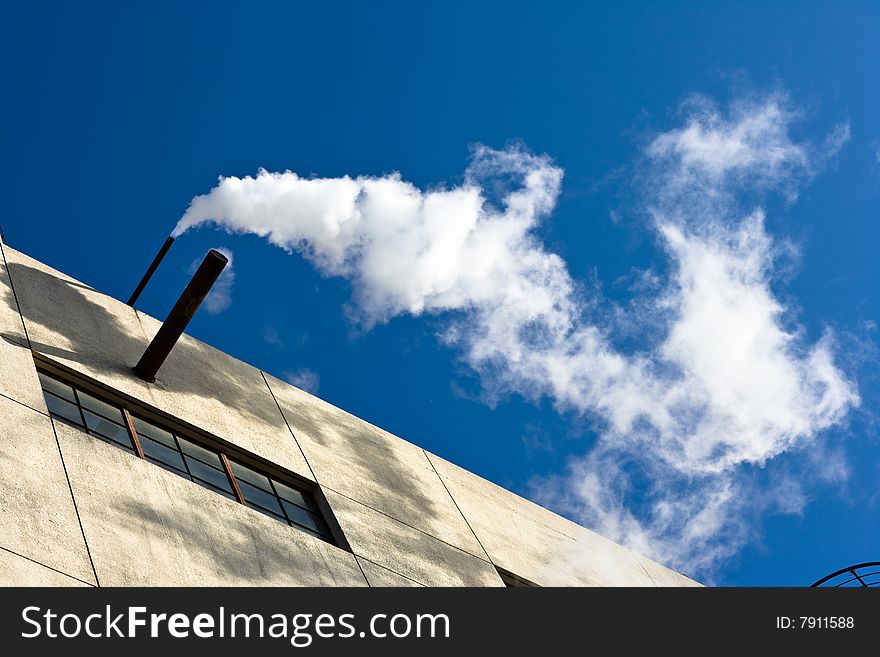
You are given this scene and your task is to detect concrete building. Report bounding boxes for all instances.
[0,240,699,587]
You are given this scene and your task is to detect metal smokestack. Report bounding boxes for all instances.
[127,236,175,306]
[132,249,228,382]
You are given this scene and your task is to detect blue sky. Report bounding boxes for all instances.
[2,2,877,585]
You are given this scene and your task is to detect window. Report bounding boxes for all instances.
[38,369,335,544]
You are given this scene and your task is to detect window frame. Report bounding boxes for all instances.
[496,567,539,587]
[35,358,347,549]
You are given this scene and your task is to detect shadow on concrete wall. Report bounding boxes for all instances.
[4,257,299,434]
[4,257,465,571]
[107,491,486,586]
[100,494,367,586]
[266,380,460,553]
[5,259,158,380]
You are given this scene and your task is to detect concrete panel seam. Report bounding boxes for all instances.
[0,242,33,347]
[356,556,427,587]
[0,389,49,419]
[639,560,660,587]
[48,419,101,586]
[352,554,371,587]
[132,309,153,342]
[423,449,495,566]
[432,460,607,543]
[324,486,495,566]
[0,545,96,587]
[260,369,319,483]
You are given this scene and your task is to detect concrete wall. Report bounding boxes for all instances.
[54,422,366,587]
[0,241,699,587]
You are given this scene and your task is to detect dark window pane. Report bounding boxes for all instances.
[140,436,186,471]
[247,502,286,523]
[146,456,190,479]
[185,457,233,493]
[38,373,76,403]
[191,477,237,501]
[50,414,87,432]
[83,410,132,448]
[273,480,317,511]
[237,479,284,516]
[229,460,272,491]
[281,500,328,535]
[131,416,176,449]
[44,394,85,427]
[294,525,330,541]
[77,391,124,424]
[178,437,222,469]
[92,433,136,455]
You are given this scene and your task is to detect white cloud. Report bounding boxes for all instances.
[284,368,320,394]
[175,94,857,578]
[645,94,848,204]
[648,96,807,181]
[531,95,856,577]
[189,247,235,314]
[871,139,880,165]
[263,326,283,346]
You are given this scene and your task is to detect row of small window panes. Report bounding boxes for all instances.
[37,371,333,542]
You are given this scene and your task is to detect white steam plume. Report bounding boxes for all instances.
[175,94,858,577]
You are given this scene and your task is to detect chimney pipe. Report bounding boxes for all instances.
[127,236,175,306]
[132,249,228,382]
